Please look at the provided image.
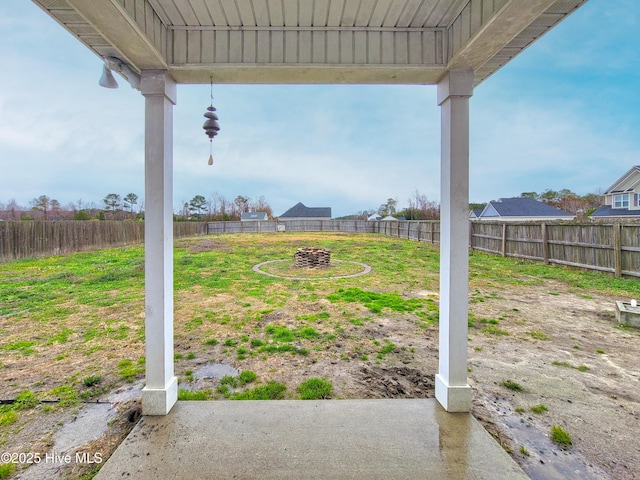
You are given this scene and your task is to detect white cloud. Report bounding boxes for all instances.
[469,95,640,201]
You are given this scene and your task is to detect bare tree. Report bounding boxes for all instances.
[50,199,62,220]
[208,192,220,219]
[406,190,439,220]
[6,199,21,220]
[234,195,250,216]
[217,193,229,220]
[251,195,273,218]
[180,201,190,219]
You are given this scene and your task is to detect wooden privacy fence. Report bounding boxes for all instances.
[209,219,639,278]
[0,221,207,261]
[4,219,638,278]
[469,221,640,278]
[207,220,372,234]
[207,220,441,243]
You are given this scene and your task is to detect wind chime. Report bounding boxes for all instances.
[202,77,220,165]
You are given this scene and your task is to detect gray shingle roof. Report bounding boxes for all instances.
[484,198,573,218]
[604,165,640,194]
[590,205,640,217]
[279,202,331,218]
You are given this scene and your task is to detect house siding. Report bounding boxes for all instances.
[598,166,640,217]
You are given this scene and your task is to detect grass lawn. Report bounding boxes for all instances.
[1,232,639,478]
[1,232,638,399]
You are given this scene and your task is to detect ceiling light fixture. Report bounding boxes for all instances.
[99,63,119,88]
[98,56,141,90]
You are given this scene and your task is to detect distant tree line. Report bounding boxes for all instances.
[338,190,441,220]
[341,188,604,221]
[0,192,274,222]
[177,192,273,221]
[0,187,605,222]
[0,194,144,221]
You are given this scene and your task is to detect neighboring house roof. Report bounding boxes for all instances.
[241,212,268,220]
[381,215,399,221]
[603,165,640,194]
[469,208,483,218]
[479,198,573,218]
[279,202,331,219]
[590,205,640,217]
[367,214,382,221]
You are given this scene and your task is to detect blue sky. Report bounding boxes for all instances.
[1,0,638,218]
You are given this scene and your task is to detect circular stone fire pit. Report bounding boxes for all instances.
[294,247,331,269]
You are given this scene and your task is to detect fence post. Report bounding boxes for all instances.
[501,223,507,257]
[613,223,622,278]
[468,221,473,249]
[541,223,549,264]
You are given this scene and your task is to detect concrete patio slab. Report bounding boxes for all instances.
[95,399,529,479]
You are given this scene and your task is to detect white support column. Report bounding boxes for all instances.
[141,70,178,415]
[435,70,473,413]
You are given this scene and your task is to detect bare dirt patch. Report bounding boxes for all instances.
[465,283,640,480]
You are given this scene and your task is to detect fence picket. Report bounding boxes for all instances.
[0,221,207,261]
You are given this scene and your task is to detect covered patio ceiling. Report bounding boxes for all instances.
[33,0,586,85]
